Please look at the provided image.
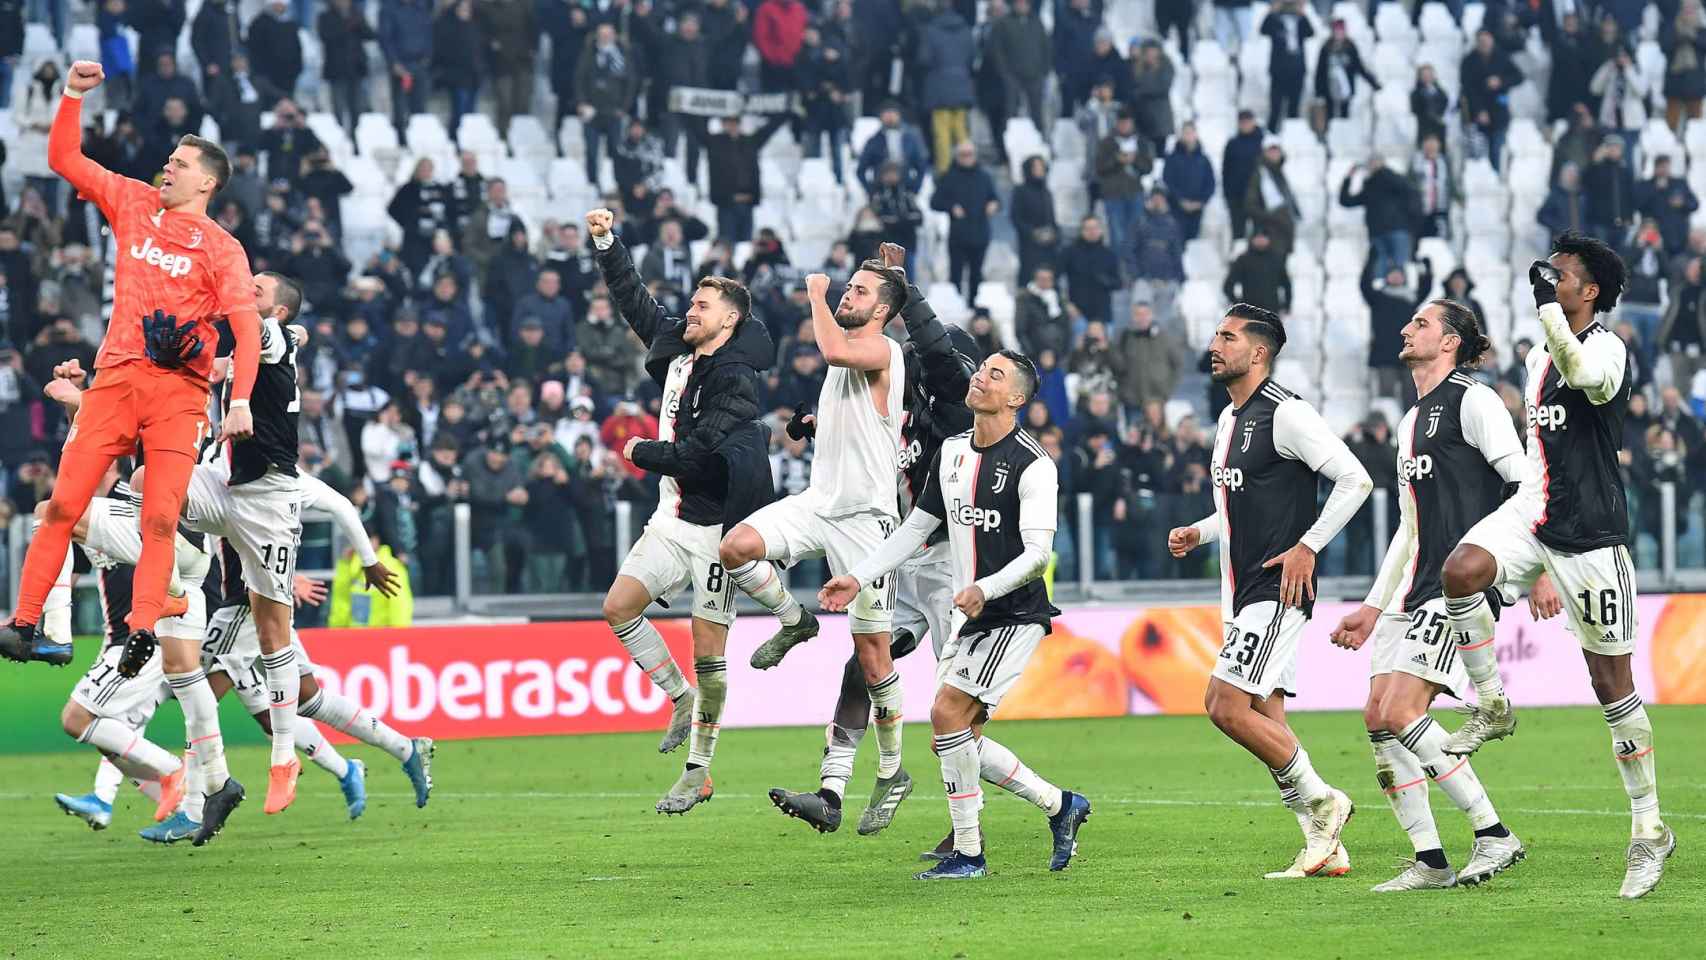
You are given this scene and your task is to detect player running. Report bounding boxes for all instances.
[719,265,910,832]
[0,58,261,670]
[1328,299,1543,891]
[1168,304,1373,879]
[822,350,1088,879]
[1436,233,1673,898]
[583,208,775,815]
[764,243,976,838]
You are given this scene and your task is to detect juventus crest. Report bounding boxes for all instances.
[1425,405,1442,438]
[1240,420,1255,453]
[991,463,1011,494]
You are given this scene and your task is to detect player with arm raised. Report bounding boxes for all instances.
[0,59,261,670]
[1437,232,1672,898]
[1167,304,1374,879]
[719,264,911,833]
[585,208,776,815]
[1328,299,1549,891]
[764,243,980,837]
[821,350,1090,879]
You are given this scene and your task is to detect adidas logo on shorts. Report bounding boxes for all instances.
[1410,654,1429,666]
[1228,663,1244,678]
[956,668,971,680]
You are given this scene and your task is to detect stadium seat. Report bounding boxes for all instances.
[1417,4,1460,45]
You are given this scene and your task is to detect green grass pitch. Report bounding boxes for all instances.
[2,707,1700,958]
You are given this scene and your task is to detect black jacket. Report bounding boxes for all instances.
[1339,166,1415,236]
[597,237,777,527]
[1361,256,1433,369]
[695,115,790,206]
[896,285,975,540]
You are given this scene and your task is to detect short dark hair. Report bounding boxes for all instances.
[1226,302,1287,359]
[1550,230,1626,313]
[257,271,304,322]
[998,349,1038,405]
[178,134,231,193]
[696,275,751,320]
[856,260,908,319]
[1428,299,1492,366]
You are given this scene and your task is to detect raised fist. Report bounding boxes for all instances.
[67,60,105,94]
[585,208,615,238]
[805,273,830,299]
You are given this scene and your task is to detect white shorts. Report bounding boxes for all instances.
[893,542,955,659]
[202,604,315,715]
[1458,499,1639,656]
[1212,601,1307,699]
[80,499,209,641]
[1368,597,1473,701]
[742,488,897,633]
[186,464,302,606]
[618,515,734,626]
[71,644,169,729]
[940,622,1048,707]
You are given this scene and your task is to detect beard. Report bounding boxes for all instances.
[835,304,873,330]
[1209,358,1249,384]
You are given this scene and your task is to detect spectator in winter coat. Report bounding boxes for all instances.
[1662,4,1706,131]
[1440,268,1487,328]
[693,113,790,243]
[1053,0,1100,107]
[512,269,576,355]
[1162,122,1215,240]
[204,55,282,153]
[1015,266,1073,357]
[246,0,303,96]
[127,0,186,81]
[1094,111,1152,276]
[258,97,322,186]
[1131,191,1185,320]
[1222,110,1265,239]
[380,0,435,129]
[1339,156,1416,277]
[134,51,202,132]
[1548,13,1594,124]
[575,24,640,185]
[795,26,855,183]
[1459,29,1525,168]
[1261,0,1312,133]
[658,14,712,172]
[484,222,539,325]
[1590,45,1649,136]
[388,157,455,276]
[1411,63,1451,146]
[1539,161,1590,236]
[1409,133,1454,239]
[930,141,1000,299]
[1062,216,1121,326]
[1111,302,1184,411]
[870,162,925,271]
[753,0,808,92]
[1222,230,1291,314]
[917,5,977,174]
[1245,137,1299,256]
[191,0,240,84]
[856,102,930,192]
[478,0,536,137]
[462,178,523,285]
[1584,135,1636,239]
[1635,154,1700,254]
[433,1,483,136]
[319,0,376,131]
[986,0,1050,127]
[1314,18,1379,119]
[1129,40,1175,146]
[1011,155,1060,282]
[1362,253,1433,402]
[540,0,591,129]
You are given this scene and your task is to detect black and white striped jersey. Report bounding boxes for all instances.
[1518,318,1631,552]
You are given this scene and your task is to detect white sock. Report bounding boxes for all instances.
[295,715,350,779]
[93,757,124,805]
[819,723,866,799]
[299,687,413,762]
[868,671,904,778]
[79,718,181,781]
[260,648,300,766]
[1271,745,1331,805]
[1371,729,1442,854]
[1603,693,1663,838]
[728,560,803,626]
[977,736,1063,816]
[182,748,205,822]
[934,729,983,857]
[42,545,74,643]
[168,670,228,793]
[686,657,727,769]
[133,777,162,803]
[1444,593,1506,704]
[1398,715,1500,830]
[611,616,690,700]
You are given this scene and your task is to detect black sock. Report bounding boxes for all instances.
[816,788,842,809]
[1416,848,1450,869]
[1474,823,1511,839]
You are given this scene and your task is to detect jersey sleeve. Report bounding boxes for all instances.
[49,93,151,221]
[1273,398,1375,554]
[1536,303,1628,405]
[1460,382,1524,465]
[258,317,289,364]
[1364,473,1416,610]
[914,448,947,520]
[1016,456,1059,534]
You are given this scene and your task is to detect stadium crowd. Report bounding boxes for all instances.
[1,0,1704,598]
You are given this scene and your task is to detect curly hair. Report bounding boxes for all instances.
[1550,230,1626,314]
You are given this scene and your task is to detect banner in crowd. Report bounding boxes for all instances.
[667,87,795,117]
[3,597,1703,752]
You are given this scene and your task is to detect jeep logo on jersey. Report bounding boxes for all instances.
[128,237,194,278]
[952,499,1002,531]
[664,389,681,421]
[1397,453,1434,484]
[1211,465,1245,491]
[897,436,923,470]
[991,463,1010,494]
[1425,406,1442,438]
[1528,403,1568,431]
